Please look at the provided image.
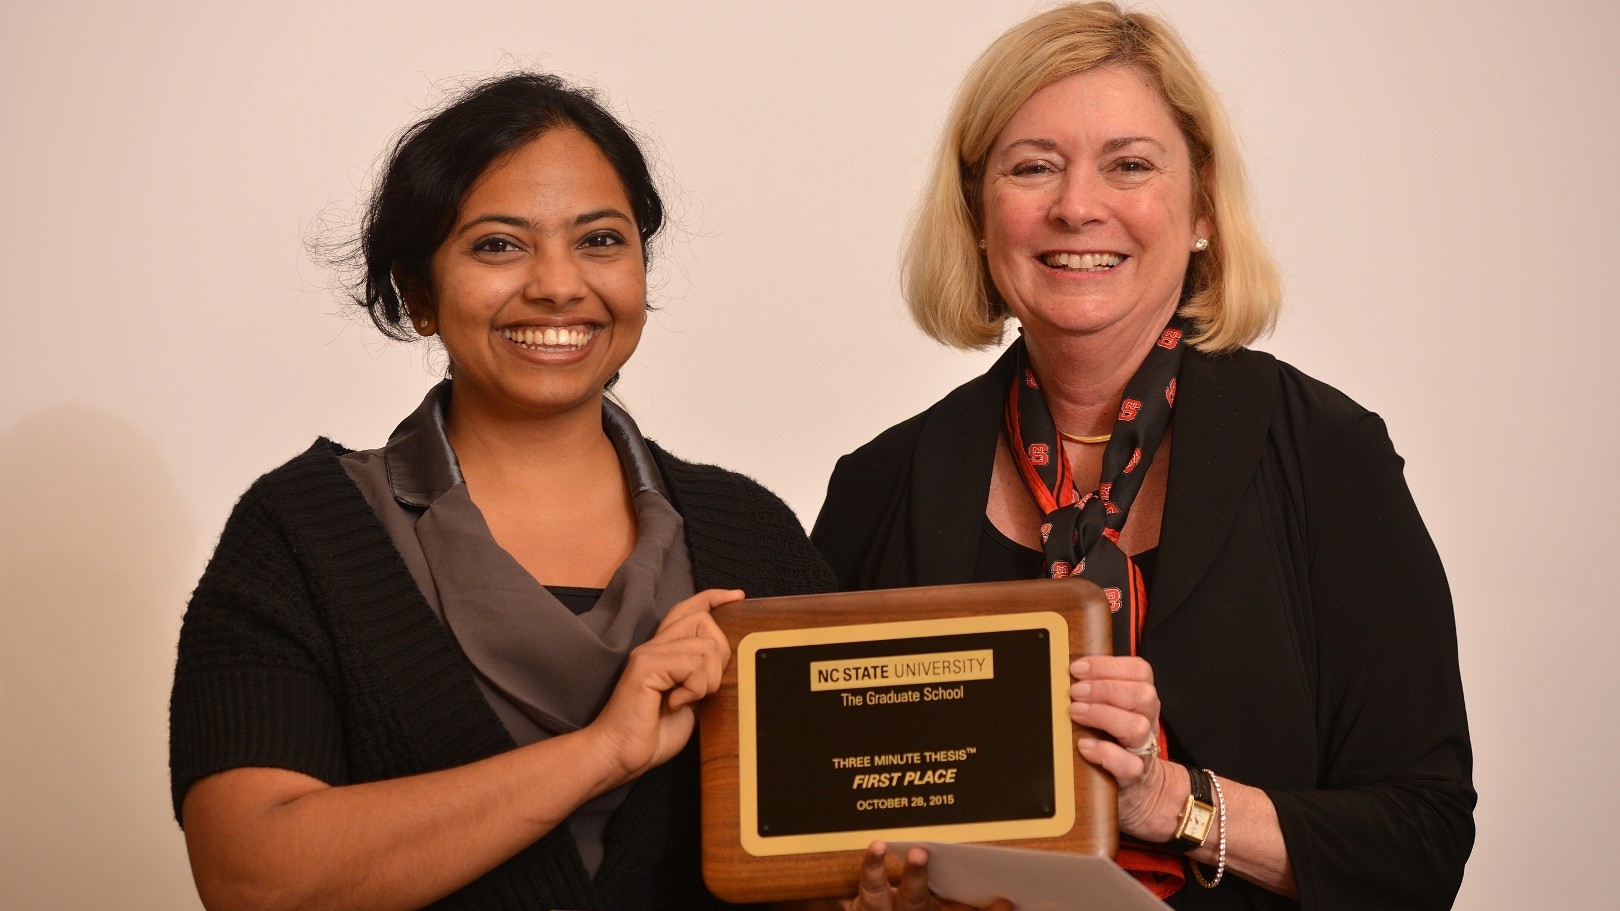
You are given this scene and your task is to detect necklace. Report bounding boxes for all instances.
[1058,429,1112,444]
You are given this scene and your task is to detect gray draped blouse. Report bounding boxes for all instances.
[339,382,696,876]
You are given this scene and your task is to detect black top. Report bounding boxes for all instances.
[170,438,836,911]
[813,344,1473,911]
[545,585,605,616]
[975,517,1158,592]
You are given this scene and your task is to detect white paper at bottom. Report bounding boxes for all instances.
[887,842,1172,911]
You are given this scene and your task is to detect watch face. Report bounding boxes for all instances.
[1181,802,1215,845]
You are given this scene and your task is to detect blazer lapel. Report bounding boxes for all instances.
[909,348,1017,585]
[1148,347,1279,635]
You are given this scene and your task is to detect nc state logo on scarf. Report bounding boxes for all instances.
[1002,316,1191,900]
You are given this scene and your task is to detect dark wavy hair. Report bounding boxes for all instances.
[353,72,665,340]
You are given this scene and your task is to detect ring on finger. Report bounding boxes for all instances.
[1126,731,1160,764]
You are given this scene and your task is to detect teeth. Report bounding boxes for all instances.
[500,326,595,350]
[1044,252,1125,271]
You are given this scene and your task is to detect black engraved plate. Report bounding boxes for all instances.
[735,612,1074,856]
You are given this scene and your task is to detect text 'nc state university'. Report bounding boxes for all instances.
[807,649,995,691]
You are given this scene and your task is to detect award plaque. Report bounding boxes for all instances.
[699,578,1116,903]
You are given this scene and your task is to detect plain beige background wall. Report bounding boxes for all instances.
[2,0,1614,907]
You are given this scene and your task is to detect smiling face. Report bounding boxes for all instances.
[980,66,1210,349]
[418,127,646,427]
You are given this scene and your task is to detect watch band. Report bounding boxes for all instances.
[1165,764,1216,853]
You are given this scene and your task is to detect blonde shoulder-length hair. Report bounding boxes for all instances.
[904,1,1281,352]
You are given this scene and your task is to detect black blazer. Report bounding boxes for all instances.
[812,345,1474,910]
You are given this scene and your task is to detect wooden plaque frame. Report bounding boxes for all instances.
[699,578,1117,903]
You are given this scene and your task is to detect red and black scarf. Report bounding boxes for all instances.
[1002,315,1190,898]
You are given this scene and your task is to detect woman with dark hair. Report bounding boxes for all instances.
[169,72,834,911]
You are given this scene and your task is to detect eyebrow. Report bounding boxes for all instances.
[1102,136,1169,155]
[454,208,635,237]
[997,135,1170,156]
[1000,138,1059,155]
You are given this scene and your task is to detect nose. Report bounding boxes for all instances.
[1047,168,1104,231]
[523,243,588,308]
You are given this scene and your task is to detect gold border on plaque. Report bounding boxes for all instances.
[736,611,1075,857]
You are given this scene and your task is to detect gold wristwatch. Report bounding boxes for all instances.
[1167,765,1215,852]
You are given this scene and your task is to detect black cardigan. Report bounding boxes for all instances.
[812,345,1474,910]
[170,438,836,911]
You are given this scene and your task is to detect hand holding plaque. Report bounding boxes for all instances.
[698,578,1116,904]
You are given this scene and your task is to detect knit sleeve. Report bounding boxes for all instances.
[649,446,836,598]
[727,478,839,598]
[168,484,349,823]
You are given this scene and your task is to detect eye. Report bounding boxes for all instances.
[1109,158,1159,178]
[471,236,522,255]
[1010,160,1059,178]
[580,230,627,249]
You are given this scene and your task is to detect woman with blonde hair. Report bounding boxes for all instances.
[813,4,1473,908]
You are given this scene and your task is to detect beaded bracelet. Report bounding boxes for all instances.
[1190,769,1227,888]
